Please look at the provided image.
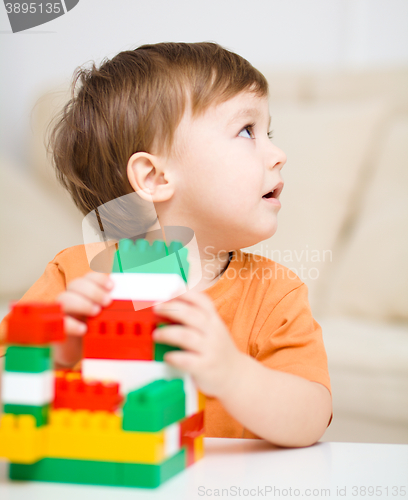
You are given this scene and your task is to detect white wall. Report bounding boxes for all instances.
[1,0,407,164]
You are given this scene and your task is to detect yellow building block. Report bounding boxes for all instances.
[194,433,205,462]
[45,409,175,463]
[0,414,46,464]
[198,391,206,411]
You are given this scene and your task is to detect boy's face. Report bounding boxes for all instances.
[165,90,287,251]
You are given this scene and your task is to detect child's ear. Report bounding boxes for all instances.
[127,152,175,202]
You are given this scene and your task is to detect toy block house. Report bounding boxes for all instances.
[0,239,205,488]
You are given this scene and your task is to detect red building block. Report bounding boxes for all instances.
[179,411,204,467]
[6,303,65,345]
[53,371,123,412]
[84,301,160,360]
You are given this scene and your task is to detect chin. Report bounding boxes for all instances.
[257,218,278,239]
[235,225,278,250]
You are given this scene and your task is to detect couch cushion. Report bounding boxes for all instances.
[0,158,83,299]
[318,314,408,426]
[325,114,408,321]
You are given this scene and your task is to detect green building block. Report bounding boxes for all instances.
[123,379,185,432]
[154,323,182,361]
[9,449,187,488]
[9,458,120,487]
[3,403,50,426]
[121,448,186,488]
[154,342,182,361]
[5,346,52,373]
[112,239,189,282]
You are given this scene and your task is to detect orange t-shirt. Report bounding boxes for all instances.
[0,245,331,439]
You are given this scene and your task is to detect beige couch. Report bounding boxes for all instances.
[1,68,407,444]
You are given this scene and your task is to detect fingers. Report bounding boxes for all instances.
[171,289,215,312]
[163,349,200,372]
[63,315,87,336]
[57,290,102,317]
[153,325,202,353]
[154,299,207,333]
[67,272,113,307]
[57,272,113,317]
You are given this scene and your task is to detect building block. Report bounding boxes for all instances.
[53,371,123,412]
[180,410,204,438]
[153,321,182,361]
[109,272,187,301]
[3,403,50,427]
[112,239,189,282]
[198,390,206,411]
[180,434,195,467]
[82,359,199,415]
[121,447,187,488]
[5,346,52,373]
[154,342,182,361]
[180,411,205,467]
[113,239,168,271]
[194,434,205,463]
[45,408,181,463]
[182,371,199,417]
[9,449,187,488]
[1,370,54,405]
[122,379,185,432]
[84,306,158,360]
[163,422,181,457]
[9,458,121,486]
[82,359,175,395]
[0,414,46,463]
[6,303,65,345]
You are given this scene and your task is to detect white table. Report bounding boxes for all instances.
[0,439,407,500]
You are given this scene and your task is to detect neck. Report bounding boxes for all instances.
[144,219,231,293]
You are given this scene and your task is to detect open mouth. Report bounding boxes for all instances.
[262,182,283,200]
[262,191,276,199]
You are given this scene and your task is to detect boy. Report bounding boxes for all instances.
[0,42,332,447]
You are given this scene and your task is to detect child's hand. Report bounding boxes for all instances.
[54,272,113,367]
[152,290,242,399]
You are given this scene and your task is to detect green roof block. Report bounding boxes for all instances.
[112,239,189,282]
[5,346,52,373]
[123,379,185,432]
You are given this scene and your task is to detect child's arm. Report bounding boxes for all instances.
[152,289,332,448]
[211,353,331,447]
[54,272,113,368]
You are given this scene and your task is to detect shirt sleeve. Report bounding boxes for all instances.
[0,258,67,346]
[251,283,331,394]
[242,283,332,439]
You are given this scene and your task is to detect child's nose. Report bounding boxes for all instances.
[268,145,287,171]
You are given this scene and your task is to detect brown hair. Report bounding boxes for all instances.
[48,42,268,235]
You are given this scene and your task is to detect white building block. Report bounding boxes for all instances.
[1,371,54,405]
[164,422,181,457]
[110,273,186,301]
[82,359,198,416]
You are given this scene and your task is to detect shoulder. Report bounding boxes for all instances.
[50,241,118,283]
[49,244,93,284]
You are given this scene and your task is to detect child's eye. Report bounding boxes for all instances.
[238,124,255,139]
[238,125,274,141]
